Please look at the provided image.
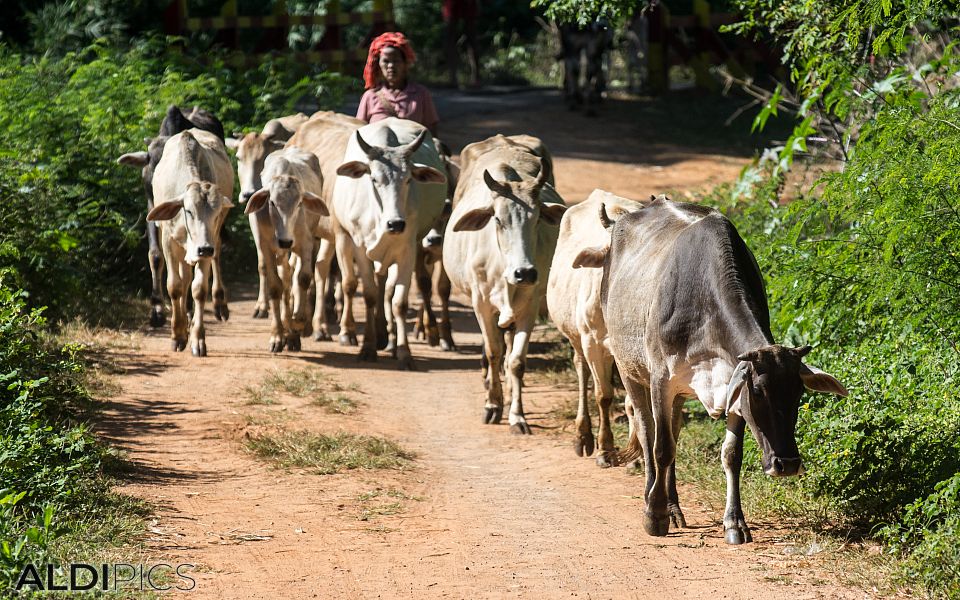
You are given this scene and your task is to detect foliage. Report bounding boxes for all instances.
[0,493,57,592]
[0,39,355,321]
[245,429,414,474]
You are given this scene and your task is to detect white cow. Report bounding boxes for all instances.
[443,134,567,433]
[147,129,234,356]
[548,190,646,464]
[332,117,447,369]
[243,147,331,352]
[286,111,366,344]
[225,112,309,320]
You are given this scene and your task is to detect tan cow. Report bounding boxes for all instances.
[147,129,234,356]
[286,111,366,344]
[243,147,331,352]
[443,134,567,433]
[547,189,646,464]
[225,112,309,319]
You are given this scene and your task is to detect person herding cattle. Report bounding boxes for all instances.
[356,32,440,135]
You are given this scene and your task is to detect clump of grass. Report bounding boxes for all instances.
[243,368,359,413]
[245,430,414,474]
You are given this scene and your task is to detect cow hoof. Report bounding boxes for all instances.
[172,339,187,352]
[358,345,378,362]
[397,355,415,371]
[725,527,752,545]
[483,406,503,425]
[286,335,301,352]
[270,339,284,353]
[669,505,688,529]
[440,339,455,352]
[625,459,642,471]
[426,327,440,347]
[191,341,207,357]
[314,330,332,342]
[509,421,532,435]
[574,431,595,457]
[339,334,358,346]
[150,309,165,328]
[375,335,389,351]
[596,452,616,468]
[301,323,313,338]
[643,513,671,537]
[214,303,229,321]
[253,307,269,319]
[384,339,397,354]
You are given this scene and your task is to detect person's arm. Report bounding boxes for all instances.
[356,91,372,122]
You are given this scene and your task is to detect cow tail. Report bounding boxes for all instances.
[616,431,643,466]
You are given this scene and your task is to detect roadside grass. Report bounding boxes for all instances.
[242,368,359,414]
[244,430,414,475]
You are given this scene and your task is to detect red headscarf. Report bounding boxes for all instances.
[363,32,417,90]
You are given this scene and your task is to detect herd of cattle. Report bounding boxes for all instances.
[116,104,849,545]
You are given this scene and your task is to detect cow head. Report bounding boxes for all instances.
[117,136,171,203]
[226,132,286,204]
[147,181,233,265]
[245,170,328,249]
[724,344,848,477]
[336,129,446,238]
[452,161,566,286]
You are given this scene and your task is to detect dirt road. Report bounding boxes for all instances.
[99,91,864,599]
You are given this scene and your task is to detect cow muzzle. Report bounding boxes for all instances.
[424,233,443,247]
[277,239,293,249]
[766,456,804,477]
[241,190,254,203]
[512,267,538,286]
[386,218,406,234]
[197,245,215,258]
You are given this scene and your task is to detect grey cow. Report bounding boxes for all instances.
[574,197,848,544]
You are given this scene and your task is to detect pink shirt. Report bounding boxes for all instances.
[356,83,439,131]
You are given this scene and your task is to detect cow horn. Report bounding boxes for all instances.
[355,130,375,156]
[737,350,761,362]
[794,345,813,358]
[599,203,615,229]
[401,129,427,158]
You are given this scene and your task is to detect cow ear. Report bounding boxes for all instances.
[301,191,329,216]
[336,161,370,178]
[221,195,234,209]
[245,189,270,214]
[800,364,849,397]
[147,199,184,222]
[724,361,750,415]
[411,165,446,184]
[225,137,241,151]
[572,245,607,269]
[117,152,149,167]
[540,202,567,225]
[453,207,495,232]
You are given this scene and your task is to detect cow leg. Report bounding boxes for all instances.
[162,236,187,352]
[585,340,617,466]
[474,299,504,424]
[286,242,312,352]
[622,378,656,510]
[189,260,211,357]
[390,260,416,370]
[572,349,595,457]
[147,221,166,327]
[211,220,229,322]
[312,238,335,341]
[382,266,399,354]
[415,250,440,347]
[265,249,284,353]
[722,413,752,544]
[355,254,379,361]
[505,314,535,435]
[642,378,677,536]
[250,212,271,319]
[335,231,359,346]
[436,260,455,351]
[666,397,687,528]
[278,252,295,350]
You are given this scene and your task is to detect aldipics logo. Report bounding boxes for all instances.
[14,563,196,592]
